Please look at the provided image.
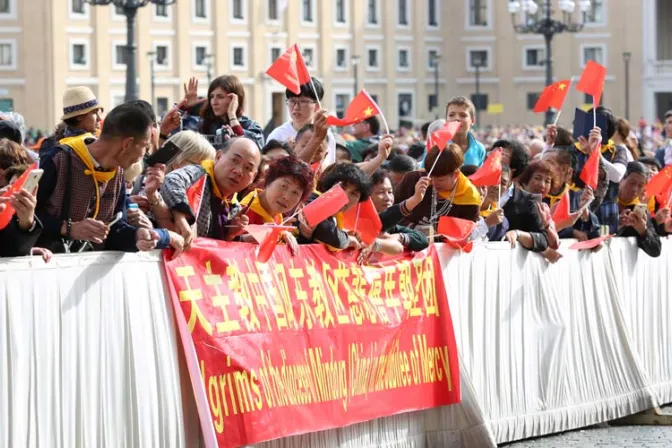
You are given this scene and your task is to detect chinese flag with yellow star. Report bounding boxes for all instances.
[326,90,381,126]
[533,79,571,113]
[646,165,672,199]
[265,43,312,95]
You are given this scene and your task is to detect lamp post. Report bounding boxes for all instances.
[509,0,591,125]
[351,55,361,99]
[472,56,486,127]
[623,51,632,121]
[86,0,176,102]
[430,53,440,119]
[147,51,156,110]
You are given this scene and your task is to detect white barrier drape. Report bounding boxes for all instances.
[0,252,200,448]
[1,238,670,447]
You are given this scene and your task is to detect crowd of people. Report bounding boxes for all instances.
[0,73,671,263]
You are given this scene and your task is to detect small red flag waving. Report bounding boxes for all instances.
[245,224,295,263]
[551,190,571,224]
[0,161,38,231]
[428,121,462,153]
[576,60,606,107]
[302,184,349,228]
[265,43,312,95]
[326,90,381,127]
[579,146,600,190]
[339,198,382,245]
[645,165,672,199]
[534,79,571,113]
[468,148,502,187]
[437,216,476,252]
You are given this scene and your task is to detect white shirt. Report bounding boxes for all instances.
[267,121,337,166]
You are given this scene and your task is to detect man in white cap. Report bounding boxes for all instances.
[40,86,104,151]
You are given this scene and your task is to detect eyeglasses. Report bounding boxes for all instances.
[286,99,315,108]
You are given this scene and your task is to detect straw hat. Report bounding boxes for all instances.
[61,86,103,121]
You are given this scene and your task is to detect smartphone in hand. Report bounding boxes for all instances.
[145,141,182,167]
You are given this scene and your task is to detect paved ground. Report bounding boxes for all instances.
[502,424,672,447]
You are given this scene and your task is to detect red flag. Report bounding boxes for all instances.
[576,60,606,106]
[339,198,382,245]
[569,234,612,250]
[185,175,207,220]
[645,165,672,199]
[244,224,295,263]
[533,79,571,113]
[551,190,571,224]
[310,162,321,173]
[427,121,462,153]
[265,43,312,95]
[0,162,38,231]
[437,216,476,252]
[468,149,502,187]
[579,147,600,190]
[302,184,349,228]
[326,90,381,127]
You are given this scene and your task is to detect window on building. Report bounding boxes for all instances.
[0,43,13,68]
[367,0,378,24]
[367,48,379,69]
[233,47,245,67]
[469,0,488,27]
[0,99,13,112]
[156,4,168,17]
[471,93,488,112]
[427,49,439,70]
[114,5,124,16]
[370,94,379,104]
[468,49,489,69]
[194,0,207,18]
[398,49,410,69]
[271,47,281,62]
[585,0,604,24]
[268,0,278,20]
[71,0,86,14]
[115,44,126,65]
[302,0,313,22]
[336,0,346,23]
[428,0,438,26]
[302,48,314,68]
[398,93,413,118]
[232,0,243,20]
[336,48,347,68]
[0,0,10,14]
[195,46,207,66]
[584,93,603,105]
[428,94,438,112]
[156,45,168,66]
[524,48,545,68]
[527,93,540,110]
[582,46,605,66]
[398,0,409,25]
[72,44,87,66]
[335,94,349,118]
[157,97,169,117]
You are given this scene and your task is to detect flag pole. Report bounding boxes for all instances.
[426,152,442,178]
[364,90,389,135]
[309,77,323,110]
[593,97,597,128]
[353,203,361,231]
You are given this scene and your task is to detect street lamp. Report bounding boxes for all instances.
[430,53,440,119]
[509,0,591,125]
[86,0,176,102]
[623,52,632,121]
[351,55,361,99]
[472,55,486,128]
[147,51,156,110]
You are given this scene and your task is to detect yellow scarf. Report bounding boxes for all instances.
[61,134,117,219]
[200,160,224,200]
[240,189,281,224]
[574,139,617,159]
[617,196,640,208]
[480,202,498,218]
[437,171,482,206]
[647,196,656,214]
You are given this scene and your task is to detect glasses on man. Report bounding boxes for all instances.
[286,99,315,108]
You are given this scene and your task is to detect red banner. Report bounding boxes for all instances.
[163,240,460,448]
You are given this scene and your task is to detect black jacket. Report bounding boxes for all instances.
[0,216,42,257]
